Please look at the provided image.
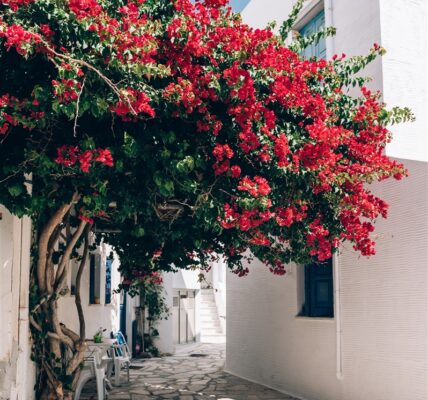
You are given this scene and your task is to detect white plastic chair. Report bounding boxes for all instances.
[112,332,131,386]
[74,348,108,400]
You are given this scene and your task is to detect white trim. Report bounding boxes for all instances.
[294,316,335,322]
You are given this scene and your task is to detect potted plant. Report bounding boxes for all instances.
[93,327,106,343]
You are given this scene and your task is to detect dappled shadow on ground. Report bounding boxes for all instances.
[80,343,297,400]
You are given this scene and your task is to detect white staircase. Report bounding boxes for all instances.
[200,288,225,343]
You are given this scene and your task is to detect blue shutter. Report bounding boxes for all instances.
[304,258,334,317]
[299,11,326,59]
[105,258,112,304]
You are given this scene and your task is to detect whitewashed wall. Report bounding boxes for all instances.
[226,159,428,400]
[210,260,227,333]
[58,242,121,340]
[156,269,201,354]
[380,0,428,162]
[0,207,35,400]
[226,0,428,399]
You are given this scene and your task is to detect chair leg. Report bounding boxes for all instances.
[114,359,121,386]
[95,368,106,400]
[127,362,130,383]
[74,372,92,400]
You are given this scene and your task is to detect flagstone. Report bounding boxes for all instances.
[80,343,298,399]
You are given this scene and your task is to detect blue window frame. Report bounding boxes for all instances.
[105,257,112,304]
[299,10,326,59]
[89,254,101,304]
[302,258,334,317]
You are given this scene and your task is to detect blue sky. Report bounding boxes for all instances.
[229,0,251,13]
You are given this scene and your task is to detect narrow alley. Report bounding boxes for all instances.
[82,343,298,400]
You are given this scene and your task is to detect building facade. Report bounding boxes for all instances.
[226,1,428,400]
[0,207,123,400]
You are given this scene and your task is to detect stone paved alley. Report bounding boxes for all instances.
[81,343,298,400]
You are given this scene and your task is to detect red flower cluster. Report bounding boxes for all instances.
[275,204,307,228]
[55,145,114,173]
[0,23,40,55]
[306,219,338,261]
[68,0,102,19]
[274,134,290,167]
[237,176,271,198]
[111,89,155,120]
[0,0,33,11]
[52,79,82,104]
[0,0,410,275]
[212,143,234,176]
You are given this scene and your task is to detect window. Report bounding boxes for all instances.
[70,259,78,296]
[299,10,326,59]
[105,257,112,304]
[89,253,101,304]
[301,258,334,317]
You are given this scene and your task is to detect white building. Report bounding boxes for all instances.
[156,263,226,354]
[0,207,122,400]
[226,1,428,400]
[0,207,34,400]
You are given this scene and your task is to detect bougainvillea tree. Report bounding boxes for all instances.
[0,0,413,398]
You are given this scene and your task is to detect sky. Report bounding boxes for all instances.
[229,0,251,13]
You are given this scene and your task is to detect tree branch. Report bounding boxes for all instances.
[54,220,87,293]
[75,227,90,340]
[37,192,80,293]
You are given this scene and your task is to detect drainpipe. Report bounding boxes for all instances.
[333,252,343,380]
[325,0,342,380]
[325,0,334,59]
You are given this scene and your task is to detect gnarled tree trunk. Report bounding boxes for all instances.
[30,193,93,400]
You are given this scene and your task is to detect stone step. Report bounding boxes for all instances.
[200,334,226,344]
[200,315,220,321]
[201,321,221,331]
[200,305,217,310]
[201,328,223,335]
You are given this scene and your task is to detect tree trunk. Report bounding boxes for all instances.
[30,195,92,400]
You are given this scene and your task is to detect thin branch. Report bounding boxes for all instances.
[39,38,138,115]
[73,77,86,137]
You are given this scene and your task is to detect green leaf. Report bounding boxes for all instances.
[8,185,23,197]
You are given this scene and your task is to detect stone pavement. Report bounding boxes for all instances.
[81,342,299,400]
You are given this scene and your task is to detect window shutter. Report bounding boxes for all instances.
[304,259,334,317]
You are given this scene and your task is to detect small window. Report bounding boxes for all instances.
[299,10,326,59]
[301,258,334,318]
[105,257,113,304]
[89,254,101,304]
[70,259,78,296]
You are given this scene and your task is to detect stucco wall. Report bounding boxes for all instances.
[156,269,202,354]
[58,242,121,340]
[226,159,428,400]
[226,1,428,399]
[0,207,35,400]
[380,0,428,162]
